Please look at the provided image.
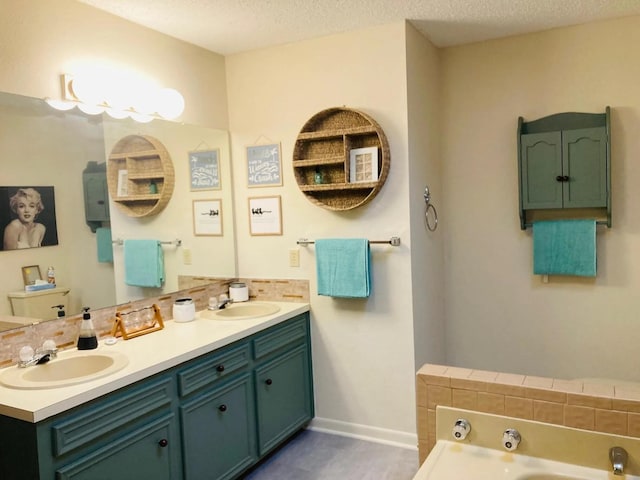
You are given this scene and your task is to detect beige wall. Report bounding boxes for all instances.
[441,16,640,381]
[226,22,430,444]
[406,23,446,369]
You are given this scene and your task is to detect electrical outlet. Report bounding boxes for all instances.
[183,248,192,265]
[289,248,300,267]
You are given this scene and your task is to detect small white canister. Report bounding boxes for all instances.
[173,298,196,322]
[229,282,249,302]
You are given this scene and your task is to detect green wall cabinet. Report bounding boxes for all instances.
[517,108,611,229]
[82,161,110,233]
[0,313,314,480]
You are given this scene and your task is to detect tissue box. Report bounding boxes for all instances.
[25,283,56,292]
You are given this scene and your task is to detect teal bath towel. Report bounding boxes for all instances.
[96,227,113,263]
[124,240,165,287]
[533,220,596,277]
[316,238,371,298]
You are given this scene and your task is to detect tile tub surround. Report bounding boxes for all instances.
[0,277,309,368]
[416,363,640,464]
[427,406,640,477]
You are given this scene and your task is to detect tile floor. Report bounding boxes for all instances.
[243,429,419,479]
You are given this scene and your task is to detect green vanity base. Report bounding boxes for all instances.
[0,313,314,480]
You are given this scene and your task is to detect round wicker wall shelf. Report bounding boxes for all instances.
[107,134,175,217]
[293,107,390,211]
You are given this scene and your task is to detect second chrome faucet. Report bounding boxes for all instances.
[610,446,628,476]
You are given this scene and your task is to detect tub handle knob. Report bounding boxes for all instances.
[502,428,521,451]
[452,419,471,440]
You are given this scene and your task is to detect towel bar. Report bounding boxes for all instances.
[297,237,400,247]
[112,238,182,246]
[523,221,609,229]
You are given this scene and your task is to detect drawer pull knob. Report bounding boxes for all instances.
[158,439,169,448]
[265,378,273,385]
[216,364,225,372]
[218,404,227,412]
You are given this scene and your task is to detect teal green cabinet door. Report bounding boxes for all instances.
[563,127,607,208]
[521,127,607,210]
[55,414,178,480]
[83,172,110,222]
[180,374,256,480]
[255,345,313,456]
[521,131,563,209]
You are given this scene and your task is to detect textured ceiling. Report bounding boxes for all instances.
[76,0,640,55]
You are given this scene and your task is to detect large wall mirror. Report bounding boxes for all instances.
[0,91,236,331]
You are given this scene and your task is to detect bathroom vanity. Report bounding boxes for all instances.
[0,302,313,480]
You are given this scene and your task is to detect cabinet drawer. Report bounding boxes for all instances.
[177,342,250,398]
[253,314,308,361]
[51,376,173,457]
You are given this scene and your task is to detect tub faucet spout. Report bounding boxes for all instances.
[610,446,628,476]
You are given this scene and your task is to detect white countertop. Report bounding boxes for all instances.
[0,301,309,423]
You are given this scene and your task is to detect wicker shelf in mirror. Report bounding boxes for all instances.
[293,107,390,210]
[107,134,175,217]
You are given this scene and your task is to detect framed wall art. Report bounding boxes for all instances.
[192,199,223,236]
[349,147,379,183]
[0,186,59,250]
[22,265,42,286]
[248,196,282,236]
[189,150,221,191]
[246,143,282,187]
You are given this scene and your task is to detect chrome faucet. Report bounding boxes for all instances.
[610,446,628,476]
[208,297,234,310]
[18,341,58,368]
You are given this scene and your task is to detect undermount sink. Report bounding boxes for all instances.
[0,351,129,389]
[198,302,281,320]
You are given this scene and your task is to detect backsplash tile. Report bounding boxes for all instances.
[0,276,309,367]
[416,363,640,464]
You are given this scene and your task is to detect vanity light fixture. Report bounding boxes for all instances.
[45,73,185,123]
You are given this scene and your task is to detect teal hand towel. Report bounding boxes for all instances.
[96,227,113,263]
[533,220,596,277]
[316,238,371,298]
[124,240,164,287]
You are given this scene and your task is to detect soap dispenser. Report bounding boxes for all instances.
[77,307,98,350]
[52,304,66,318]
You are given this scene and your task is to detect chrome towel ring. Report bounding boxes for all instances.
[424,186,438,232]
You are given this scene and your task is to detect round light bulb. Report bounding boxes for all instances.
[105,108,130,119]
[71,74,105,105]
[44,98,77,111]
[77,103,106,115]
[157,88,185,119]
[130,112,154,123]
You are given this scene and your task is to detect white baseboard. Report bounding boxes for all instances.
[308,417,418,450]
